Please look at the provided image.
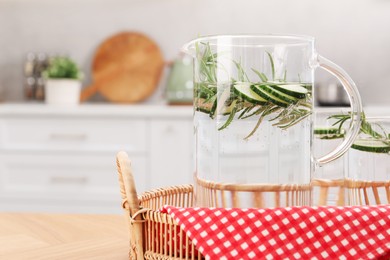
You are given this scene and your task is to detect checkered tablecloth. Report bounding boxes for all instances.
[161,205,390,259]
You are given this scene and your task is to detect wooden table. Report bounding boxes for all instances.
[0,213,129,260]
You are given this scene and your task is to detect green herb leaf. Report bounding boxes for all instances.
[233,59,249,82]
[251,68,268,82]
[194,44,312,138]
[266,51,275,81]
[329,112,390,152]
[244,105,279,140]
[238,104,255,119]
[218,100,238,130]
[43,56,82,80]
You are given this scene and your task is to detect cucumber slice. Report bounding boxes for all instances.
[314,127,345,135]
[233,82,267,105]
[351,139,390,153]
[250,84,289,108]
[316,134,345,140]
[257,84,298,104]
[271,84,308,99]
[314,127,346,139]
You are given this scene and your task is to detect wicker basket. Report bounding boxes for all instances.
[116,151,390,260]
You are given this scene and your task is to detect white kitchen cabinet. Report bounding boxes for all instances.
[149,119,193,189]
[0,104,193,214]
[0,117,147,152]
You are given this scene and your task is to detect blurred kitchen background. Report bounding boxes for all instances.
[0,0,389,214]
[0,0,390,105]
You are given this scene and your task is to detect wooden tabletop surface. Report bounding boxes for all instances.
[0,213,129,260]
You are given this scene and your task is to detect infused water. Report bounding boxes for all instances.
[194,82,312,208]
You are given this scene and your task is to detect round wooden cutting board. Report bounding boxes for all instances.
[81,32,164,103]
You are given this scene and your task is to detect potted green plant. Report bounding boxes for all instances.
[42,56,83,105]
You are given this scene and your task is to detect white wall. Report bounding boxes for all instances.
[1,0,389,106]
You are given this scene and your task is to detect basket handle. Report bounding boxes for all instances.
[116,151,144,260]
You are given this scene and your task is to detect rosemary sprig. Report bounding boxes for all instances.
[238,104,255,119]
[273,108,311,129]
[218,100,238,130]
[244,105,279,140]
[194,42,312,138]
[251,68,268,82]
[266,51,275,81]
[283,70,287,82]
[328,114,351,134]
[329,113,389,142]
[233,59,250,82]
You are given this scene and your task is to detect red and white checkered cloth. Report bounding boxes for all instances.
[161,205,390,259]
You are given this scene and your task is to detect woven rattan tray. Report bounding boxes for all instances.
[116,151,390,259]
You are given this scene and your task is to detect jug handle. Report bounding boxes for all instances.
[313,55,363,167]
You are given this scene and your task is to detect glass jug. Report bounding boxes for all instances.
[345,116,390,205]
[183,35,362,208]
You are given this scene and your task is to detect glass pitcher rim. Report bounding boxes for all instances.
[364,116,390,121]
[182,33,315,54]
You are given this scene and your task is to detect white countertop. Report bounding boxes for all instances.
[362,106,390,116]
[0,102,193,118]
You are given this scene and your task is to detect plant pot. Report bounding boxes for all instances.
[44,79,81,105]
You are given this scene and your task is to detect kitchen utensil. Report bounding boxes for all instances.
[23,52,49,100]
[316,82,350,106]
[165,54,193,105]
[183,34,363,207]
[81,32,164,103]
